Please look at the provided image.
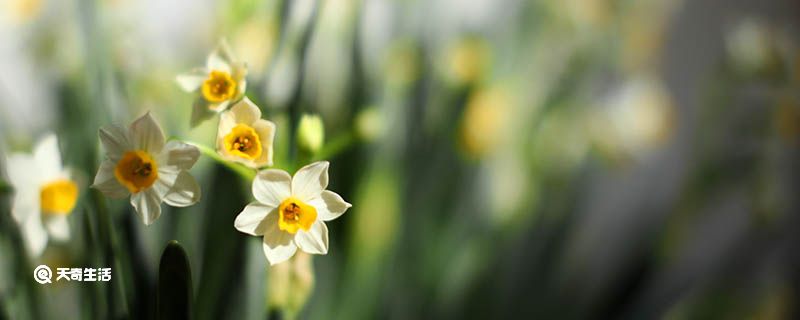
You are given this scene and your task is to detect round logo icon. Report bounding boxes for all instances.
[34,265,52,284]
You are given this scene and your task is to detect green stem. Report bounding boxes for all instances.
[187,141,257,181]
[312,131,357,162]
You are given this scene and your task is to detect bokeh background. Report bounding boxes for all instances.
[1,0,799,319]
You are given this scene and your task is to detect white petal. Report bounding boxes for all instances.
[206,40,235,72]
[11,191,38,224]
[217,108,237,138]
[176,68,208,92]
[229,97,261,125]
[232,63,248,97]
[33,134,63,179]
[153,166,179,198]
[309,190,351,221]
[129,112,165,154]
[253,119,276,167]
[44,215,70,241]
[291,161,329,201]
[262,226,297,265]
[252,169,292,207]
[295,220,328,255]
[162,171,201,207]
[163,141,200,170]
[6,154,41,200]
[208,100,231,113]
[91,160,129,199]
[21,216,48,257]
[131,188,162,225]
[234,202,276,236]
[98,124,131,161]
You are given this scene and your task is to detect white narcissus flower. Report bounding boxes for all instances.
[216,97,276,168]
[6,134,77,257]
[234,161,351,265]
[92,112,201,225]
[176,39,248,126]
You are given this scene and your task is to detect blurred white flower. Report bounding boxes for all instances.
[92,112,201,225]
[216,98,276,168]
[594,76,673,158]
[6,134,77,257]
[725,18,775,74]
[234,161,351,265]
[176,40,247,126]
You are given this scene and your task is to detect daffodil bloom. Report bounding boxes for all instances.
[5,134,76,257]
[176,40,248,126]
[216,97,276,168]
[234,161,351,265]
[92,112,201,225]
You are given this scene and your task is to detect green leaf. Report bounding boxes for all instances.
[157,240,194,320]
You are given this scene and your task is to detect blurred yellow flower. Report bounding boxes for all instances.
[459,86,511,158]
[234,161,351,265]
[92,112,201,225]
[176,40,248,126]
[444,37,490,86]
[4,0,42,24]
[5,134,76,257]
[216,98,276,168]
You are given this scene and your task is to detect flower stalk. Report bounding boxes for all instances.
[189,141,257,181]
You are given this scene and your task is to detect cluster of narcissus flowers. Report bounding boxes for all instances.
[6,135,77,257]
[90,40,350,265]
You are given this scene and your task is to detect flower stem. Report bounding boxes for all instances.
[187,141,256,181]
[312,131,356,162]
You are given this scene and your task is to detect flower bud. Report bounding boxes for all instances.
[268,252,314,317]
[296,114,324,154]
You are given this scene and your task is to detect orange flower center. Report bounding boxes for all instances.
[114,150,158,193]
[278,197,317,234]
[40,179,78,214]
[201,70,237,103]
[223,124,262,160]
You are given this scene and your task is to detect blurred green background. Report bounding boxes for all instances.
[1,0,799,319]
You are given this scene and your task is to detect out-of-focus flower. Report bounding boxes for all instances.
[231,18,277,77]
[725,18,780,75]
[443,36,490,86]
[550,0,611,32]
[384,40,419,89]
[2,0,42,25]
[234,161,351,265]
[176,40,248,126]
[6,134,76,257]
[355,107,384,142]
[92,112,201,225]
[459,86,512,158]
[296,114,324,154]
[216,98,276,168]
[268,252,315,316]
[775,95,800,144]
[619,0,679,72]
[593,76,674,158]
